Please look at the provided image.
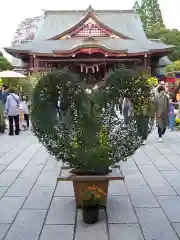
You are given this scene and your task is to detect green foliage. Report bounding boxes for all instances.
[147,24,180,61]
[147,76,158,87]
[133,1,140,10]
[0,101,5,129]
[133,1,143,18]
[0,101,4,115]
[0,56,12,71]
[31,67,154,171]
[166,60,180,73]
[134,0,164,33]
[2,73,39,101]
[134,0,180,61]
[18,75,39,100]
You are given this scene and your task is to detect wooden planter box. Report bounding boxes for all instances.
[57,166,124,208]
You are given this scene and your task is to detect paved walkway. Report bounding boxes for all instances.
[1,130,180,240]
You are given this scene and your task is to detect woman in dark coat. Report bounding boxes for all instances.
[155,86,169,142]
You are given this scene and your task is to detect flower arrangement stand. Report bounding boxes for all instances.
[57,165,124,208]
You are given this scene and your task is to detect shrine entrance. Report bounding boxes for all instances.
[70,52,107,85]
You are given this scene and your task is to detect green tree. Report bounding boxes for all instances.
[0,56,12,71]
[133,1,141,12]
[147,24,180,61]
[166,60,180,73]
[133,0,180,61]
[133,1,143,22]
[134,0,164,33]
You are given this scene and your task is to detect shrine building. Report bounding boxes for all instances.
[4,6,173,83]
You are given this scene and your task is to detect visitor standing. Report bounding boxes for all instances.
[20,95,29,129]
[2,84,9,105]
[122,97,132,125]
[154,81,162,97]
[5,88,20,136]
[155,86,169,142]
[0,86,2,101]
[169,97,176,131]
[169,97,180,131]
[115,97,123,115]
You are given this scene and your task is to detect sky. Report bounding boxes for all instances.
[0,0,179,48]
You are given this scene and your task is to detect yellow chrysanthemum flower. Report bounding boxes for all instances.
[147,77,158,87]
[176,118,180,125]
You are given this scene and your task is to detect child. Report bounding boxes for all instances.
[20,95,29,130]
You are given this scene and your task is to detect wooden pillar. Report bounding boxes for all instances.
[27,56,34,74]
[144,54,148,69]
[150,57,159,76]
[144,54,152,75]
[33,55,39,72]
[29,56,33,69]
[104,60,106,76]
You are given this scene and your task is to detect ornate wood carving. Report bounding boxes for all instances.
[72,22,108,37]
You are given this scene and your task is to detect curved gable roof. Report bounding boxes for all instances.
[49,10,132,40]
[34,8,147,42]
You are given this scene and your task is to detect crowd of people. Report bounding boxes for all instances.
[0,84,29,136]
[117,81,180,145]
[1,80,180,141]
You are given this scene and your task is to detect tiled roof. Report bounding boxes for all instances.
[34,9,147,41]
[5,39,173,54]
[7,7,173,56]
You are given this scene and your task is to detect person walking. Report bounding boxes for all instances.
[5,88,20,136]
[155,86,169,142]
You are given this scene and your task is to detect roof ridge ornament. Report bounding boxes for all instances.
[86,5,94,13]
[88,5,93,10]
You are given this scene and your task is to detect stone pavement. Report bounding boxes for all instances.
[1,130,180,240]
